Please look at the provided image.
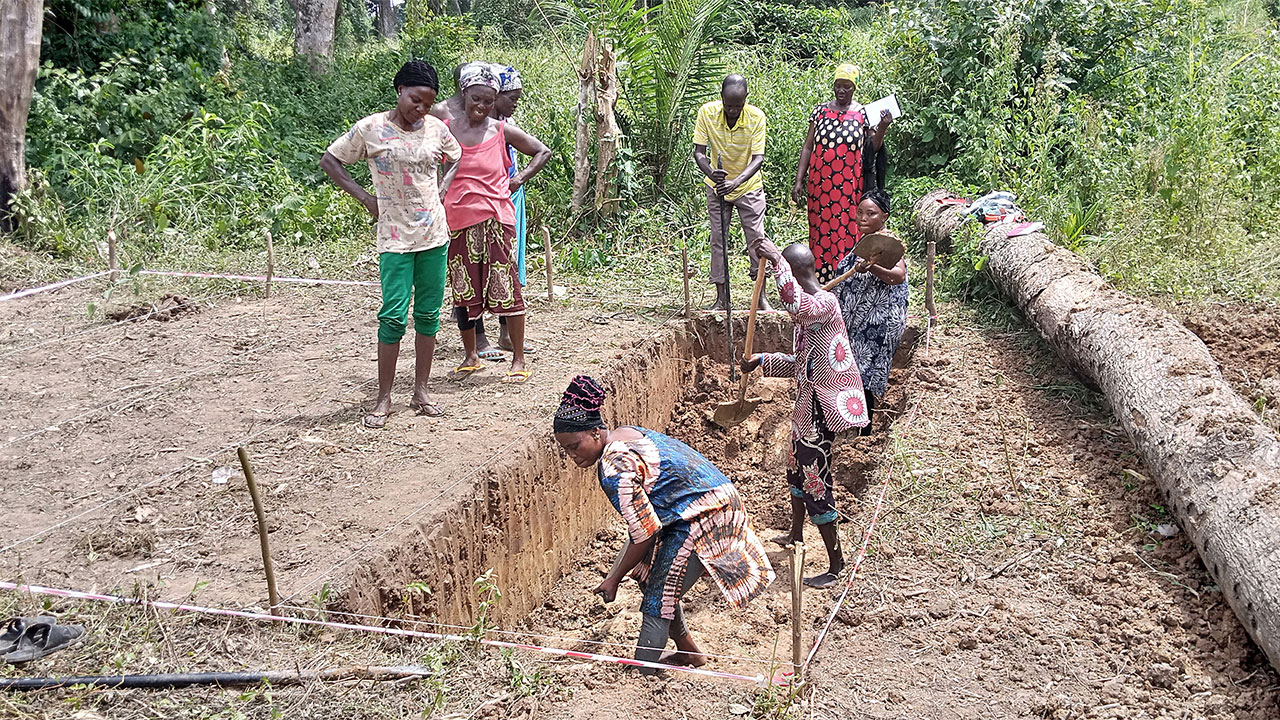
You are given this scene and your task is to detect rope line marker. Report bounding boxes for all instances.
[272,603,772,665]
[0,582,768,685]
[802,368,930,671]
[0,271,113,302]
[138,270,378,287]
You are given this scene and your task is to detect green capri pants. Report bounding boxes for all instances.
[378,245,447,344]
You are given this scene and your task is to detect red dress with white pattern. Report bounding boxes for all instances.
[805,104,869,283]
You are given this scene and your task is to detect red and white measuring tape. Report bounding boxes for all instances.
[0,581,769,684]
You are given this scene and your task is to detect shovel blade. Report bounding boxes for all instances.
[713,397,763,428]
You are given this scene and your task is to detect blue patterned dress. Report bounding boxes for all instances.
[832,244,908,399]
[598,428,774,619]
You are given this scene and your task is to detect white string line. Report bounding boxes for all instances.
[0,581,768,684]
[0,287,249,360]
[0,270,114,302]
[0,302,369,451]
[273,603,774,666]
[0,371,380,556]
[282,302,687,603]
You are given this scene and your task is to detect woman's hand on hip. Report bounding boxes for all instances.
[593,577,619,603]
[509,176,524,193]
[360,191,380,220]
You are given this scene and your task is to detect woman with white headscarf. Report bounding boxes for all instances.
[442,64,551,384]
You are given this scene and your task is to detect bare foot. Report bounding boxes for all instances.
[364,394,392,428]
[658,649,708,667]
[409,387,442,417]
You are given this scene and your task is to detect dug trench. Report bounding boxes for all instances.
[335,311,919,679]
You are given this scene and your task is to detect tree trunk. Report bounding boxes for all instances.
[570,32,597,217]
[289,0,339,72]
[593,41,621,216]
[0,0,42,233]
[911,189,971,254]
[914,190,1280,673]
[376,0,396,37]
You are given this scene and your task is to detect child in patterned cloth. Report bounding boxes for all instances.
[743,239,869,588]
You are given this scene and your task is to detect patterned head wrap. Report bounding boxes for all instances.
[553,375,607,434]
[834,63,860,86]
[459,63,499,92]
[489,63,523,92]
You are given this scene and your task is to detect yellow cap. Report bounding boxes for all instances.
[835,63,860,85]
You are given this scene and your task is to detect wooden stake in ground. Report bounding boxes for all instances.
[107,229,119,277]
[791,542,805,677]
[925,239,937,354]
[913,188,1280,673]
[682,244,691,319]
[236,447,280,619]
[543,225,554,303]
[925,239,936,320]
[264,229,275,299]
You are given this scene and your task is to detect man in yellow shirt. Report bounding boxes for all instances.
[693,74,771,311]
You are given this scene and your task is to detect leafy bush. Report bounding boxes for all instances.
[721,2,861,60]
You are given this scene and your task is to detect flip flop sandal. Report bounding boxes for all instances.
[503,370,533,385]
[3,622,84,663]
[802,572,841,589]
[362,411,389,429]
[498,340,538,354]
[0,617,55,655]
[449,364,485,380]
[770,534,798,548]
[478,348,504,362]
[409,400,444,417]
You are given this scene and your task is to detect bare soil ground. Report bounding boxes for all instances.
[0,287,1276,720]
[0,280,670,610]
[1178,302,1280,434]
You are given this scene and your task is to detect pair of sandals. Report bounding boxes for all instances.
[363,398,442,429]
[0,616,85,663]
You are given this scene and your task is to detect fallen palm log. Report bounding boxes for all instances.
[914,190,1280,672]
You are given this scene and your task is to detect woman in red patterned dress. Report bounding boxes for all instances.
[791,64,893,283]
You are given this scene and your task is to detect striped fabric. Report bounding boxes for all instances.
[598,429,774,620]
[692,101,767,202]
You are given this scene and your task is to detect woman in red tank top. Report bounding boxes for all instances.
[442,64,550,383]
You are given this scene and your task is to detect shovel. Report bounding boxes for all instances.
[714,257,769,428]
[820,232,906,291]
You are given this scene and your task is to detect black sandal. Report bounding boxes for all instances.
[0,617,55,655]
[3,621,84,663]
[803,571,841,589]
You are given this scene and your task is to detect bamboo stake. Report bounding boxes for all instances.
[543,226,554,303]
[265,230,275,299]
[107,229,119,278]
[791,541,805,677]
[682,244,691,319]
[925,239,936,322]
[926,239,937,356]
[237,447,280,620]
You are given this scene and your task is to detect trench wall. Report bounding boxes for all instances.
[338,314,793,625]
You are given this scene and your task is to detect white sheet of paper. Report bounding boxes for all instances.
[863,94,902,121]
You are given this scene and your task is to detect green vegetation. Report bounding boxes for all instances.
[3,0,1278,301]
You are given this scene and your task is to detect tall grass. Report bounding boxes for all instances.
[3,0,1279,302]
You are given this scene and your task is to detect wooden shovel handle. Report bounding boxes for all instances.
[738,257,769,401]
[821,252,882,291]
